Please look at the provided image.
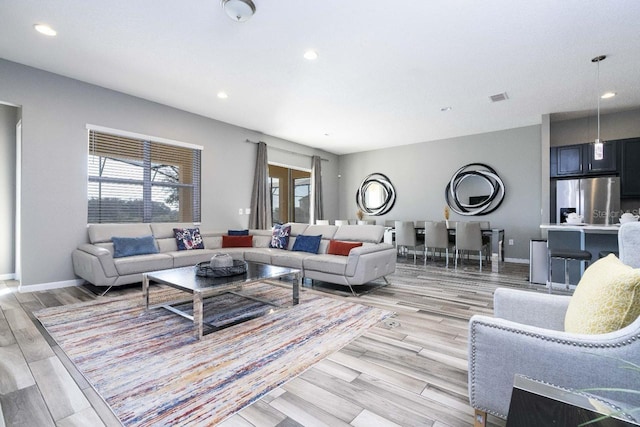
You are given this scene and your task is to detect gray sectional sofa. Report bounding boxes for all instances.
[72,222,396,295]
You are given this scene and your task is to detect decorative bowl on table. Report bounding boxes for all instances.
[566,215,584,225]
[195,259,247,277]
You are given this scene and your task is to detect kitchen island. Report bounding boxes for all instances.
[540,223,620,287]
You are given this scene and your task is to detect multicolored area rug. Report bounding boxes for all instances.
[34,282,392,426]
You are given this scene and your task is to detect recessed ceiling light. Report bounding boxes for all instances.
[601,92,617,99]
[304,50,318,60]
[34,23,57,36]
[441,107,452,112]
[217,91,228,99]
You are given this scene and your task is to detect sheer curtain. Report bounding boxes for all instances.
[249,141,272,229]
[311,155,324,223]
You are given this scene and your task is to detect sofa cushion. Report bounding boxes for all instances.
[333,224,384,243]
[88,223,153,244]
[222,235,253,248]
[269,224,291,249]
[169,249,220,268]
[565,254,640,334]
[303,254,348,275]
[303,225,338,240]
[291,235,322,254]
[114,253,173,275]
[328,240,363,256]
[228,229,249,236]
[243,248,274,264]
[173,227,205,250]
[112,235,159,258]
[270,251,310,269]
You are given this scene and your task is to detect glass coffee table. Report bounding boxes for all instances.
[142,262,301,339]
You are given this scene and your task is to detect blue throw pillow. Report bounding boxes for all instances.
[228,229,249,236]
[112,235,159,258]
[292,234,322,254]
[269,224,291,249]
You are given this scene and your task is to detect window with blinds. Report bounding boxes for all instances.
[87,129,201,223]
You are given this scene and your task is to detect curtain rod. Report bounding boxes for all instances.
[245,139,329,162]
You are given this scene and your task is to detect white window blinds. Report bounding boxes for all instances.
[87,129,201,223]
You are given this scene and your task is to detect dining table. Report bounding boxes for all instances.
[384,225,505,272]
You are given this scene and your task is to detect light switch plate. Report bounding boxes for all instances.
[238,208,243,215]
[245,208,251,215]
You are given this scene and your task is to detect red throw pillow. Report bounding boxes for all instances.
[328,240,363,256]
[222,235,253,248]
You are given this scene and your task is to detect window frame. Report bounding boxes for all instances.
[86,124,203,224]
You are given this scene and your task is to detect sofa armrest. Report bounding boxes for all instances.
[344,244,396,284]
[494,288,571,331]
[75,243,118,277]
[468,314,640,419]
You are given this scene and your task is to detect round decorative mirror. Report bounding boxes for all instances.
[356,173,396,216]
[445,163,505,216]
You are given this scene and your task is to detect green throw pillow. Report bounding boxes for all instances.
[564,254,640,334]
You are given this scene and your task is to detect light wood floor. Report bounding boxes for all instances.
[0,258,546,426]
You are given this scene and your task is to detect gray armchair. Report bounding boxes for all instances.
[468,222,640,426]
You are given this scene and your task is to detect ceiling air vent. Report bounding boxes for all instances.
[489,92,509,102]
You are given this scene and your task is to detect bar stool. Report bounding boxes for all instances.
[547,249,592,293]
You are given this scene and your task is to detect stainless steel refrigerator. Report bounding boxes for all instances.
[555,176,620,225]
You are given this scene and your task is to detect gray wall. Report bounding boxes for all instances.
[338,125,543,261]
[0,104,17,277]
[551,108,640,147]
[0,59,338,288]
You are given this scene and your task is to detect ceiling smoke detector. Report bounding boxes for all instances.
[489,92,509,103]
[221,0,256,22]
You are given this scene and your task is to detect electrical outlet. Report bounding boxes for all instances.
[238,208,243,215]
[508,239,514,246]
[245,208,251,215]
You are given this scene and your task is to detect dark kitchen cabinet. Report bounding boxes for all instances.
[585,141,617,173]
[620,137,640,198]
[551,141,617,177]
[556,144,583,176]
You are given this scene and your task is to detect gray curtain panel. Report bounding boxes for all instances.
[249,141,272,229]
[311,155,324,222]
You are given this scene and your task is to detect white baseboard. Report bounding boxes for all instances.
[505,257,529,264]
[0,273,16,281]
[18,278,85,293]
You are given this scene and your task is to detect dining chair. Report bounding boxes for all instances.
[334,220,349,226]
[455,221,486,271]
[395,221,421,263]
[315,219,330,225]
[423,221,451,267]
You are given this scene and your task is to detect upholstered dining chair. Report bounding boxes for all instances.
[423,221,451,267]
[395,221,421,263]
[334,220,349,226]
[468,222,640,426]
[315,219,330,225]
[455,221,486,271]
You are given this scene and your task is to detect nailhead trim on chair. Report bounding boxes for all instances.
[468,320,640,419]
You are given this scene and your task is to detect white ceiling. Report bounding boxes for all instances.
[1,1,640,155]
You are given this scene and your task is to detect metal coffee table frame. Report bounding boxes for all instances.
[143,262,301,339]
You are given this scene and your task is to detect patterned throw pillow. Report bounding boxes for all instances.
[291,235,322,254]
[269,224,291,249]
[173,228,204,251]
[564,254,640,334]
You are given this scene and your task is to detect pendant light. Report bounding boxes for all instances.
[591,55,606,161]
[221,0,256,22]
